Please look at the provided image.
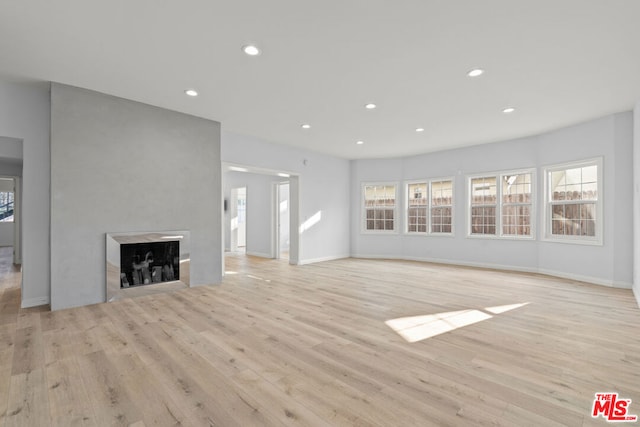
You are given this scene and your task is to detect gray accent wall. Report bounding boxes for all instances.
[50,83,222,310]
[351,112,634,288]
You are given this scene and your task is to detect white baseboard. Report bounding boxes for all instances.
[633,286,640,308]
[21,296,50,309]
[613,281,634,289]
[404,255,540,275]
[353,253,538,274]
[245,251,273,259]
[537,269,632,289]
[351,254,405,261]
[351,253,632,290]
[298,254,350,265]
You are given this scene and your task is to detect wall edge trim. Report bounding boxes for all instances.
[298,254,350,265]
[21,296,50,309]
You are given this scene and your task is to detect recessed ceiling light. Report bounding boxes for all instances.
[502,107,515,114]
[277,173,290,178]
[242,45,261,56]
[467,68,484,77]
[356,140,364,145]
[365,103,377,109]
[185,89,198,97]
[416,128,425,132]
[301,124,311,129]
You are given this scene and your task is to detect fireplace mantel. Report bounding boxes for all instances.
[106,230,190,302]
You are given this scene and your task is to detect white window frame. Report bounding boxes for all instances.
[361,182,399,234]
[404,177,454,236]
[543,158,603,246]
[467,169,536,240]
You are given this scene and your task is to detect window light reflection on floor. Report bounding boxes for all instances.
[385,303,530,343]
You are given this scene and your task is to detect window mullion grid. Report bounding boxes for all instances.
[503,201,530,236]
[472,202,496,235]
[442,201,453,234]
[419,183,427,234]
[497,179,503,237]
[405,185,411,233]
[549,199,596,238]
[427,181,433,234]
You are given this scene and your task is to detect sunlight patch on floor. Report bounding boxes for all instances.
[485,302,530,314]
[386,303,530,343]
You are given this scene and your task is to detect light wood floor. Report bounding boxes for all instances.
[1,252,639,426]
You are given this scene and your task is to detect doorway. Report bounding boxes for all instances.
[222,164,300,273]
[230,186,247,253]
[0,176,19,265]
[276,182,290,260]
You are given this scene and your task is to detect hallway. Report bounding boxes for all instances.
[0,247,20,292]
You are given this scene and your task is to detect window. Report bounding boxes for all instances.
[405,179,453,234]
[430,180,453,233]
[0,191,14,223]
[470,176,497,235]
[363,184,397,232]
[501,173,532,236]
[407,183,427,232]
[544,159,602,244]
[469,170,534,238]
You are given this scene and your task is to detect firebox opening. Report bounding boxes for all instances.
[120,241,180,288]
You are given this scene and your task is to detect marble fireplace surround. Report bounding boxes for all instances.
[106,230,190,302]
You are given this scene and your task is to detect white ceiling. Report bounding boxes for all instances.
[1,1,639,159]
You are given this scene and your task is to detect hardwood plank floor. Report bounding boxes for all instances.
[1,252,639,426]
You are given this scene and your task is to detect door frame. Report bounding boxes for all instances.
[222,163,300,271]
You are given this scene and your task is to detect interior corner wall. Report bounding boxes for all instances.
[221,131,351,264]
[50,83,222,311]
[0,79,51,308]
[351,112,634,289]
[633,102,640,307]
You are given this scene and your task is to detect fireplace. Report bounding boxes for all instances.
[106,231,190,302]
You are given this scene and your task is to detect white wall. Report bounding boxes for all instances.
[634,102,640,307]
[0,79,50,308]
[351,113,634,288]
[222,131,351,264]
[0,160,22,177]
[0,136,23,161]
[50,83,222,310]
[0,225,13,247]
